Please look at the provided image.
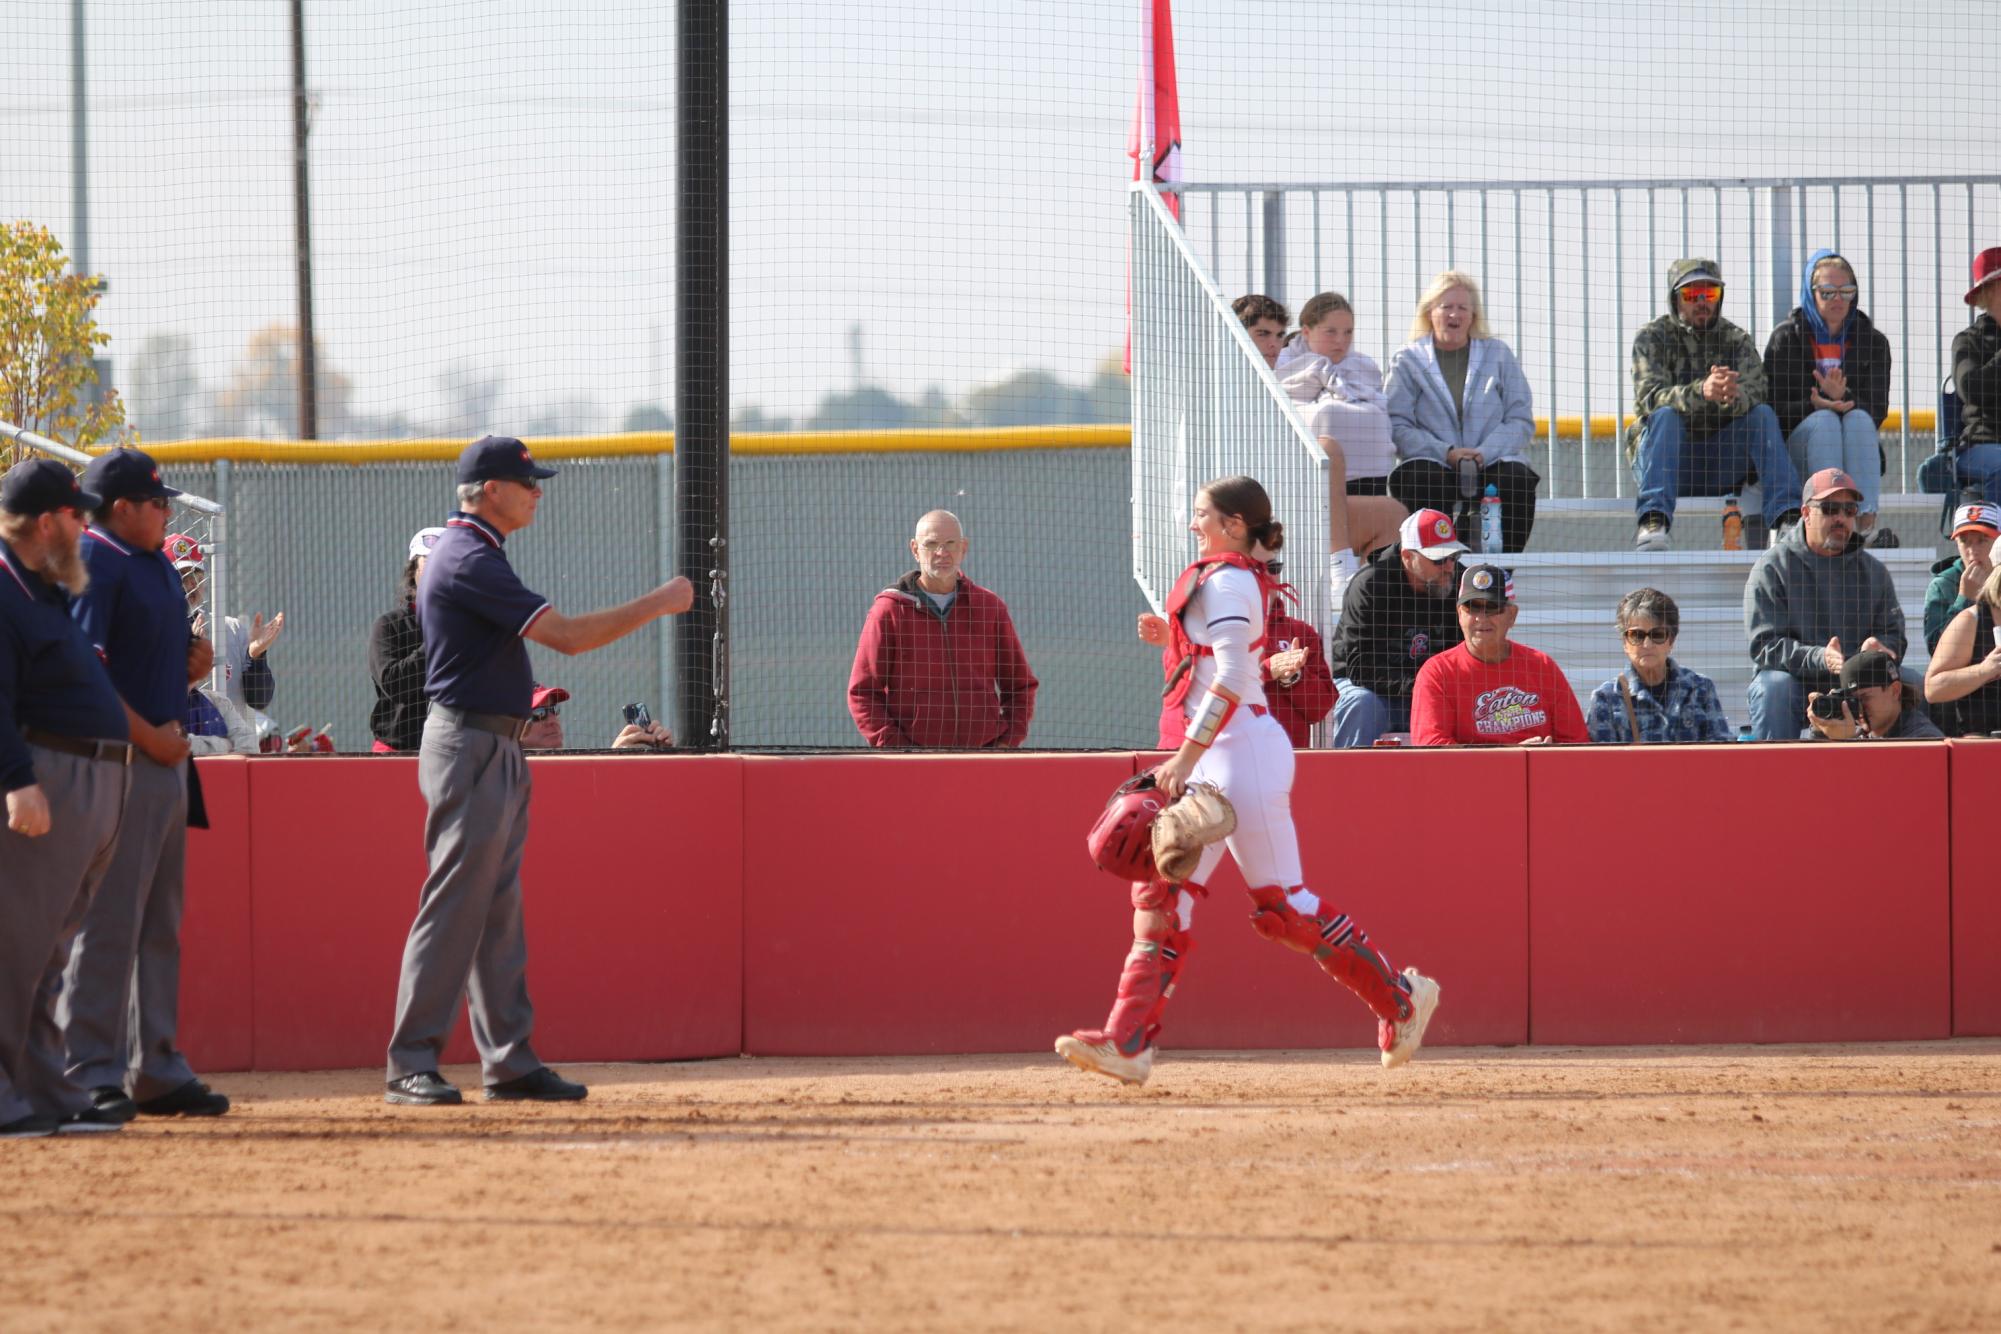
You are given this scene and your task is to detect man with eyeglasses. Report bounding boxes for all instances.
[1745,467,1913,740]
[1325,507,1467,745]
[61,447,230,1121]
[1409,564,1588,747]
[1630,258,1802,551]
[847,509,1038,748]
[0,461,138,1137]
[385,436,694,1108]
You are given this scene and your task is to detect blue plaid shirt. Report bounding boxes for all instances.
[1586,661,1734,744]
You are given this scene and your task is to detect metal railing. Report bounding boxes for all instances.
[1130,180,1330,632]
[1168,174,2001,498]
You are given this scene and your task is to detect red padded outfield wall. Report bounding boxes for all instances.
[1951,739,2001,1035]
[176,741,1976,1071]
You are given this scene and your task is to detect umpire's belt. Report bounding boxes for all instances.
[23,728,135,766]
[430,705,531,742]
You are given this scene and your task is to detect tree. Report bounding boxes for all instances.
[0,220,127,461]
[212,323,354,440]
[126,332,203,441]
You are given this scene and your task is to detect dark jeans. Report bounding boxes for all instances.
[1388,458,1540,554]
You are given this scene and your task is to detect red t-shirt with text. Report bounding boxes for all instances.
[1409,642,1589,746]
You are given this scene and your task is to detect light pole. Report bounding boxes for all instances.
[290,0,318,441]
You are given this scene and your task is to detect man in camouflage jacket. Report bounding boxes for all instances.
[1629,257,1802,550]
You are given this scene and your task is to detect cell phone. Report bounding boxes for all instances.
[622,702,653,729]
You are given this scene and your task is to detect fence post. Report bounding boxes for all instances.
[1261,191,1286,305]
[1768,185,1794,331]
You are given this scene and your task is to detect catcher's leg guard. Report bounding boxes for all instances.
[1073,880,1195,1056]
[1246,886,1411,1025]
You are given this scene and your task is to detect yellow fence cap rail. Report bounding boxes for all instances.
[126,424,1132,465]
[110,413,1937,465]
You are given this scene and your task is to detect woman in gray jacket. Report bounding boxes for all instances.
[1385,271,1539,552]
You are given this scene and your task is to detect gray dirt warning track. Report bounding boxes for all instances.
[6,1043,2000,1332]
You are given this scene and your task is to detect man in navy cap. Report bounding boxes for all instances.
[0,461,137,1137]
[58,446,230,1119]
[385,436,694,1107]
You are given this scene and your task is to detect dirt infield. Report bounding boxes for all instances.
[7,1042,2000,1332]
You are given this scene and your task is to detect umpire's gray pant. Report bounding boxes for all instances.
[60,754,195,1101]
[385,716,542,1084]
[0,747,130,1124]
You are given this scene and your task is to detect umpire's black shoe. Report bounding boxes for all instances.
[484,1067,587,1102]
[135,1079,231,1117]
[88,1085,138,1123]
[0,1113,60,1139]
[385,1072,464,1107]
[57,1107,126,1135]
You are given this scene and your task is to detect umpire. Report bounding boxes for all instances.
[385,436,693,1106]
[1,462,136,1137]
[61,448,229,1120]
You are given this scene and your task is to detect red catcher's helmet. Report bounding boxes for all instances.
[1085,773,1165,881]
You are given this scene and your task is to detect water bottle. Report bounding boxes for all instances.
[1721,493,1743,551]
[1736,724,1753,743]
[1480,484,1503,554]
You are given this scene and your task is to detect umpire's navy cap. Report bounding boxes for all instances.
[1,458,101,516]
[457,435,559,484]
[80,447,181,504]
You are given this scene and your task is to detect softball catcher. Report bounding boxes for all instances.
[1059,474,1440,1086]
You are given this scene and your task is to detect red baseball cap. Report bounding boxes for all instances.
[530,684,570,712]
[164,532,205,571]
[1964,247,2001,305]
[1399,508,1469,560]
[1801,467,1863,504]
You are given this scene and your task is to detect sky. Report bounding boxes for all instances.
[2,0,1996,438]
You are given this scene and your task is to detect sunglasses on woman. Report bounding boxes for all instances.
[1622,627,1673,646]
[1812,285,1858,300]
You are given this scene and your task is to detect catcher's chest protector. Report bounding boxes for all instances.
[1162,554,1285,710]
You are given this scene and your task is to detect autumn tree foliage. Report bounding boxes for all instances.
[0,221,127,465]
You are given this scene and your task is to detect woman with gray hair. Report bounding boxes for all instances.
[1385,270,1539,552]
[1585,588,1734,743]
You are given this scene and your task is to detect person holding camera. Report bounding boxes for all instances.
[1807,648,1943,741]
[384,436,694,1110]
[1744,467,1912,739]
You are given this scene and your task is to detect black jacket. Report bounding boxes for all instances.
[1763,306,1892,439]
[1953,312,2001,448]
[1325,543,1464,700]
[368,603,429,750]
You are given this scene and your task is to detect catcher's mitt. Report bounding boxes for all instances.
[1150,782,1236,883]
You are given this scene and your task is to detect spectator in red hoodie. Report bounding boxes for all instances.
[847,509,1038,748]
[1149,575,1333,748]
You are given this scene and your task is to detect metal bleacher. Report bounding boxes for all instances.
[1509,495,1946,724]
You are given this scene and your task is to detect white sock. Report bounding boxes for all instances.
[1329,550,1360,612]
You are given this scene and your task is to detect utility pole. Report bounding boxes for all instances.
[70,0,88,278]
[290,0,319,441]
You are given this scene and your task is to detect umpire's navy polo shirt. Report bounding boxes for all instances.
[418,511,551,717]
[73,524,192,728]
[2,540,130,792]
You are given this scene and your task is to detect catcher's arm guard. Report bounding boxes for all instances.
[1151,782,1236,883]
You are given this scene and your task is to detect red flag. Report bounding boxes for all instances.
[1125,0,1183,372]
[1128,0,1182,221]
